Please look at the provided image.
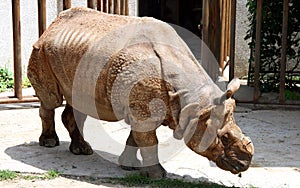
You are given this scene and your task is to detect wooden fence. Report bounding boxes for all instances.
[0,0,128,104]
[201,0,236,81]
[0,0,294,105]
[202,0,293,104]
[253,0,290,104]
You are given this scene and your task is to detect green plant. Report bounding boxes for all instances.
[285,89,300,100]
[245,0,300,92]
[45,170,60,179]
[0,66,32,92]
[22,76,32,88]
[0,67,14,92]
[0,170,60,181]
[0,170,17,181]
[110,173,226,188]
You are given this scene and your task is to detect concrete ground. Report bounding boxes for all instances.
[0,101,299,188]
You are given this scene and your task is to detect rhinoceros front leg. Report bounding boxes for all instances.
[61,104,93,155]
[39,104,59,147]
[132,130,166,179]
[119,131,142,170]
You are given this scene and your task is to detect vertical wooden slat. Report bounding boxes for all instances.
[98,0,107,12]
[97,0,102,11]
[102,0,108,12]
[279,0,289,103]
[63,0,71,10]
[88,0,96,9]
[209,0,221,65]
[103,0,107,12]
[120,0,124,15]
[202,0,210,72]
[114,0,120,14]
[109,0,113,13]
[229,0,236,81]
[124,0,128,15]
[12,0,22,99]
[253,0,263,102]
[38,0,46,37]
[226,0,231,60]
[220,0,226,71]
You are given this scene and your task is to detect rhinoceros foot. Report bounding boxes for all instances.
[69,140,93,155]
[140,164,167,179]
[39,133,59,147]
[119,152,142,171]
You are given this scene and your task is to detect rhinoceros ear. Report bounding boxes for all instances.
[217,78,241,104]
[225,78,240,99]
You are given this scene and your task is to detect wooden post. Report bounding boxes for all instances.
[109,0,113,13]
[63,0,71,10]
[125,0,129,15]
[220,0,226,72]
[97,0,101,11]
[98,0,106,12]
[279,0,289,103]
[229,0,236,81]
[202,0,210,73]
[38,0,46,37]
[114,0,120,14]
[120,0,125,15]
[12,0,22,99]
[88,0,96,9]
[209,0,221,66]
[103,0,108,12]
[253,0,263,103]
[226,0,230,62]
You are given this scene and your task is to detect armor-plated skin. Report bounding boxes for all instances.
[28,7,254,178]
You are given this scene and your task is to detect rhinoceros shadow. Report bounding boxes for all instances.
[4,141,209,185]
[5,141,130,178]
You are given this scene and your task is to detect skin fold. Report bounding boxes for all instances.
[28,7,254,178]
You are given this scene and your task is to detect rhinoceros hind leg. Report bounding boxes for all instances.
[119,131,141,170]
[39,104,60,147]
[61,103,93,155]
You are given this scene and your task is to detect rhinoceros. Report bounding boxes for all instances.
[27,7,254,178]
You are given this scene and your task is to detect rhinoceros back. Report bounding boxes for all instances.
[29,7,219,120]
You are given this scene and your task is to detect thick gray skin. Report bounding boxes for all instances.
[27,7,254,178]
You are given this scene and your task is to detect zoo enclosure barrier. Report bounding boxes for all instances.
[252,0,292,104]
[0,0,129,104]
[0,0,294,105]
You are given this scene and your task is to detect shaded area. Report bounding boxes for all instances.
[4,141,219,187]
[4,141,128,178]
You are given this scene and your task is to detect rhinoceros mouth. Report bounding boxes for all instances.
[214,132,253,174]
[216,154,250,174]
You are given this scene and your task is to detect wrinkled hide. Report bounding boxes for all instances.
[27,7,254,177]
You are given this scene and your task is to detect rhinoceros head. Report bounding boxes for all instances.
[174,78,254,174]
